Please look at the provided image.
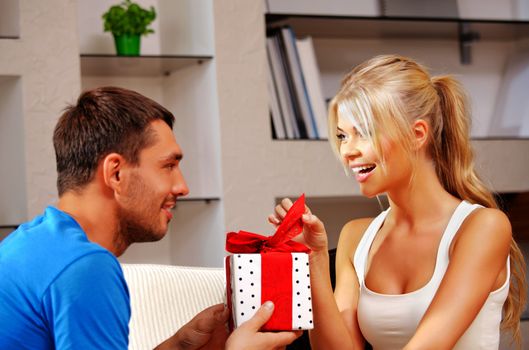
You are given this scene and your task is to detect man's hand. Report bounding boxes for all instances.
[226,301,302,350]
[154,303,229,350]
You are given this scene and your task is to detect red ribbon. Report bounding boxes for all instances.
[225,194,310,254]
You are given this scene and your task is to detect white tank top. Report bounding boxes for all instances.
[354,201,510,350]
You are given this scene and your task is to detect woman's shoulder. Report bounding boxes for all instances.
[453,205,512,251]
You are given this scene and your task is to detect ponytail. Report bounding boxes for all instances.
[432,76,527,347]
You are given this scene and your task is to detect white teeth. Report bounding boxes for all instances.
[351,165,375,174]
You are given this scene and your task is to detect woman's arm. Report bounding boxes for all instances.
[404,208,511,350]
[308,218,370,350]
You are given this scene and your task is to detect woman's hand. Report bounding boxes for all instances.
[268,198,328,253]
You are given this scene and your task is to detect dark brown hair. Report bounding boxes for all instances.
[53,86,175,196]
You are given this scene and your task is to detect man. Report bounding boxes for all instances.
[0,87,300,349]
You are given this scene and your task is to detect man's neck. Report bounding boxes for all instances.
[57,187,125,256]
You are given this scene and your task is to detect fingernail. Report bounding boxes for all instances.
[263,301,274,310]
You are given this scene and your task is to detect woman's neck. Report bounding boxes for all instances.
[385,159,460,230]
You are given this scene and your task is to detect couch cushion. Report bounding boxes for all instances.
[121,264,225,350]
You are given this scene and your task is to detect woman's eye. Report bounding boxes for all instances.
[336,133,347,142]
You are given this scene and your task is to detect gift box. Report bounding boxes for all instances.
[225,195,313,331]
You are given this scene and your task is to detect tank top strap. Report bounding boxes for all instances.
[433,201,484,278]
[353,208,391,286]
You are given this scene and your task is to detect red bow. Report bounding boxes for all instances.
[225,194,310,253]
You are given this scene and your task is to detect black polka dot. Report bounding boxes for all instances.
[307,274,310,277]
[240,301,244,304]
[252,306,256,309]
[297,303,301,307]
[297,292,300,295]
[295,268,299,272]
[250,259,253,263]
[298,327,302,330]
[308,297,311,300]
[306,262,309,266]
[238,255,241,258]
[298,315,301,318]
[251,294,255,298]
[296,280,299,284]
[250,271,253,274]
[241,312,244,316]
[239,277,242,281]
[239,289,243,292]
[309,308,312,312]
[310,320,313,324]
[238,266,241,269]
[295,257,298,261]
[251,282,254,286]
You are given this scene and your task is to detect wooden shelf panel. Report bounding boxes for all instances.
[266,14,529,40]
[80,55,213,77]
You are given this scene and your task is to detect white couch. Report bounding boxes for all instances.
[121,264,226,350]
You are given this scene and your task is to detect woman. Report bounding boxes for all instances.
[269,55,526,349]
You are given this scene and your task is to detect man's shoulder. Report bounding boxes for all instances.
[0,206,118,298]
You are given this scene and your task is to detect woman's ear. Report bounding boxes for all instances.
[102,153,125,193]
[413,119,429,150]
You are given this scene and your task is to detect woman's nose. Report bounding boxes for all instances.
[341,140,361,159]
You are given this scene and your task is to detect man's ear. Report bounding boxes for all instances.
[102,153,126,193]
[413,119,429,150]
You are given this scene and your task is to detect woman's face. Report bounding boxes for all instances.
[336,115,413,198]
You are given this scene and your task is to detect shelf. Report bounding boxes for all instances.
[0,0,20,39]
[80,54,213,77]
[176,197,220,204]
[274,136,529,141]
[265,14,529,41]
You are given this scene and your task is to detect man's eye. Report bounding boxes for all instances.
[165,164,175,170]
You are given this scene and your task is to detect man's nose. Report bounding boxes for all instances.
[173,170,189,197]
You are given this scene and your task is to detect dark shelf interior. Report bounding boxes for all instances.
[176,197,220,204]
[266,14,529,41]
[80,54,213,77]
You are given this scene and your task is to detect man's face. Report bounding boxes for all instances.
[117,120,189,244]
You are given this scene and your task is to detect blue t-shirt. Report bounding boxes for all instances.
[0,206,130,349]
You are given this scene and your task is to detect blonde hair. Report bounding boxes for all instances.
[328,54,527,346]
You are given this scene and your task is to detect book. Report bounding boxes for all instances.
[266,35,299,138]
[279,26,318,139]
[266,45,287,139]
[296,36,328,139]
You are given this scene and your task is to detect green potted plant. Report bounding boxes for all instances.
[102,0,156,56]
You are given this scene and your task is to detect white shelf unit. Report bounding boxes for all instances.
[266,13,529,138]
[207,1,529,252]
[0,0,81,234]
[261,10,529,236]
[78,0,225,267]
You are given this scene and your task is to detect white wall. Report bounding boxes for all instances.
[0,0,81,220]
